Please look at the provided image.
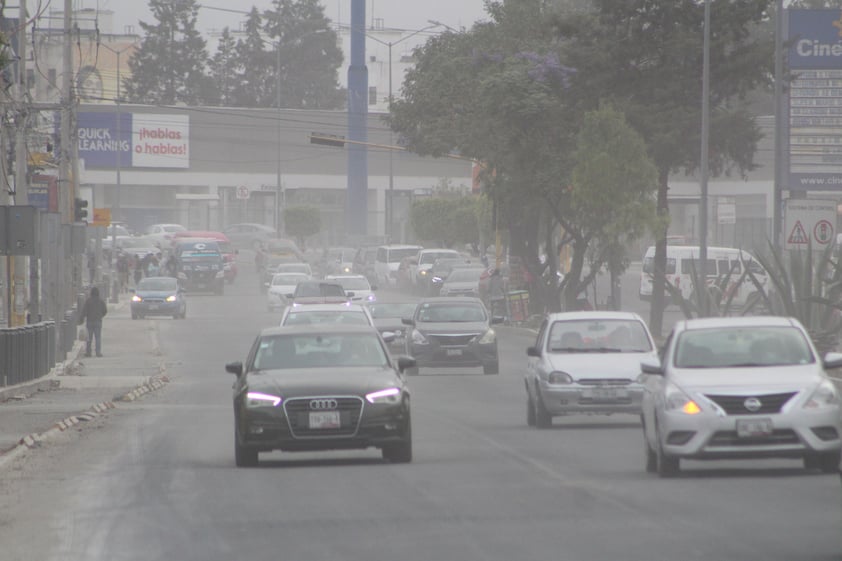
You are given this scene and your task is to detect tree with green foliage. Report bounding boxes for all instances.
[556,0,774,334]
[233,7,273,107]
[124,0,213,105]
[568,105,660,310]
[263,0,344,109]
[410,197,485,248]
[283,205,321,249]
[209,27,238,106]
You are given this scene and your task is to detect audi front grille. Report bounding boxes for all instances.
[283,396,364,439]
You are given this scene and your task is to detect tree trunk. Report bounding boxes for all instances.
[649,169,670,337]
[564,238,587,311]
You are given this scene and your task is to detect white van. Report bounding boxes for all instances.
[639,246,766,305]
[374,244,423,287]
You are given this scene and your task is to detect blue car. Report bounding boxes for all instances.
[131,276,187,320]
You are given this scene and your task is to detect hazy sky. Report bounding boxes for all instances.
[90,0,491,36]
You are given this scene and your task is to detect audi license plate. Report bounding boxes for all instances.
[309,411,340,429]
[446,349,463,356]
[736,417,773,438]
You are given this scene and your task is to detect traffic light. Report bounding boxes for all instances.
[74,197,88,223]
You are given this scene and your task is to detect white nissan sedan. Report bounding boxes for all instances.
[640,316,842,477]
[525,311,657,428]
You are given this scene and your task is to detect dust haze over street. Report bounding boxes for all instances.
[0,256,839,561]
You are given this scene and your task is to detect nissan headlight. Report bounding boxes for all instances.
[664,383,702,415]
[131,295,142,303]
[410,329,429,345]
[245,391,282,408]
[548,371,573,385]
[166,295,177,302]
[476,329,496,345]
[366,387,401,404]
[804,380,840,410]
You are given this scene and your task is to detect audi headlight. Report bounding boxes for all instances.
[410,329,429,345]
[664,383,702,415]
[131,295,142,302]
[804,380,840,410]
[166,295,177,302]
[548,371,573,385]
[476,328,496,345]
[245,391,282,408]
[366,387,401,404]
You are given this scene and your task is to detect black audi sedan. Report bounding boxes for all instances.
[227,325,414,467]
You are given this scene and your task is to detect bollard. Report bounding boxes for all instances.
[46,321,56,371]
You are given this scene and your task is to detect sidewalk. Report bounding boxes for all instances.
[0,299,169,467]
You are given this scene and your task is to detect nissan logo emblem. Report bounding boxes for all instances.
[744,397,762,412]
[310,398,338,410]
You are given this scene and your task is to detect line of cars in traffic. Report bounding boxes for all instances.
[524,310,842,477]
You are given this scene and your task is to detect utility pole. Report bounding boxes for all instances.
[58,0,73,318]
[12,2,30,326]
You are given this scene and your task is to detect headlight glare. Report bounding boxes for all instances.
[131,295,142,302]
[804,380,840,409]
[366,387,401,404]
[548,371,573,385]
[665,383,701,415]
[245,391,282,408]
[166,295,177,302]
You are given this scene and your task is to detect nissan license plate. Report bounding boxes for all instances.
[446,349,463,356]
[147,304,159,310]
[736,417,773,438]
[309,411,340,429]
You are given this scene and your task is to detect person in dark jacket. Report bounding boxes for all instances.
[80,286,107,357]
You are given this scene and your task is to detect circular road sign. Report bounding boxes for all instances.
[814,219,833,245]
[236,185,250,200]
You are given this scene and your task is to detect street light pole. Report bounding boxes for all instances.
[276,42,282,236]
[699,0,711,304]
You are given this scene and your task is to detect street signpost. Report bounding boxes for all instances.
[236,185,250,200]
[784,199,836,250]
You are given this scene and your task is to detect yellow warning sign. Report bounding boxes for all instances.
[788,220,809,245]
[91,208,111,227]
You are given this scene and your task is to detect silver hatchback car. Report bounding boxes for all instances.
[525,311,657,427]
[641,316,842,477]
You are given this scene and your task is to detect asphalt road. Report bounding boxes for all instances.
[0,258,839,561]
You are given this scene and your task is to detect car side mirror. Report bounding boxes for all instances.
[822,352,842,369]
[491,316,505,324]
[225,361,243,376]
[402,317,415,326]
[397,356,416,372]
[526,346,541,357]
[640,358,664,376]
[381,331,396,343]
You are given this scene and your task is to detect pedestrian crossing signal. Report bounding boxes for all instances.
[788,220,808,245]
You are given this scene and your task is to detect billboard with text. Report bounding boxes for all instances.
[75,112,189,169]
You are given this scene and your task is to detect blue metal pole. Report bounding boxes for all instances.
[347,0,368,236]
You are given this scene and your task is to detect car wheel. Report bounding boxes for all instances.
[382,413,412,463]
[534,390,553,429]
[234,429,259,467]
[642,418,657,473]
[526,395,536,427]
[483,361,499,375]
[655,422,680,477]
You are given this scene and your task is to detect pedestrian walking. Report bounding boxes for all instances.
[488,268,507,318]
[79,286,107,357]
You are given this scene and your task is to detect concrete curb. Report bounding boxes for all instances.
[0,340,85,404]
[0,374,170,470]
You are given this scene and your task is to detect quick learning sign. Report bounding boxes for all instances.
[75,112,189,169]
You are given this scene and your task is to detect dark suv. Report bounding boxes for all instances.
[175,240,225,295]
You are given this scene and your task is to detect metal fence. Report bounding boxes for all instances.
[0,306,78,387]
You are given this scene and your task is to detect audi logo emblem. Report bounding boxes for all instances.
[310,399,338,410]
[743,397,762,412]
